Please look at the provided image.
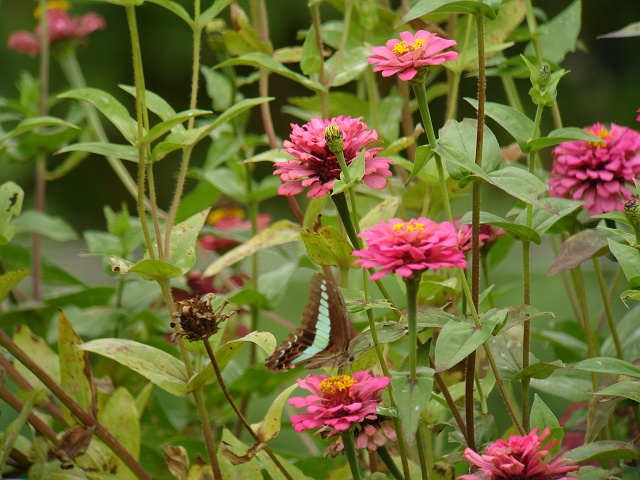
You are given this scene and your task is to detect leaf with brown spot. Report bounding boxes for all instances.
[164,444,189,480]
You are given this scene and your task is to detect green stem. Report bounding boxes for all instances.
[592,256,624,359]
[325,0,353,87]
[416,423,430,480]
[341,430,361,480]
[203,339,294,480]
[411,82,452,221]
[405,275,420,381]
[573,265,599,390]
[377,445,404,480]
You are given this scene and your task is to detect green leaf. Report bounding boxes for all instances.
[57,142,140,162]
[138,109,211,146]
[215,53,324,92]
[0,269,27,303]
[547,229,610,276]
[0,115,78,143]
[359,197,400,231]
[437,119,502,181]
[78,339,189,396]
[59,88,138,145]
[511,360,564,381]
[251,383,298,442]
[526,127,602,152]
[391,368,434,446]
[399,0,496,27]
[142,0,193,25]
[168,209,209,274]
[124,258,183,281]
[99,387,140,462]
[524,0,581,64]
[58,310,96,425]
[405,145,431,185]
[0,181,23,244]
[514,197,583,236]
[466,98,536,150]
[433,140,492,183]
[620,289,640,305]
[13,210,77,241]
[119,85,177,121]
[598,21,640,39]
[530,394,563,455]
[573,357,640,379]
[325,46,370,87]
[300,26,322,75]
[592,380,640,403]
[487,166,547,209]
[300,225,354,268]
[0,390,47,468]
[0,244,84,287]
[200,0,234,26]
[13,325,61,389]
[434,310,506,372]
[203,220,300,278]
[458,211,541,243]
[566,441,640,462]
[187,331,276,391]
[332,149,366,195]
[608,240,640,289]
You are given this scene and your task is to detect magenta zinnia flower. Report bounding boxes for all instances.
[368,30,458,81]
[288,371,390,436]
[459,428,580,480]
[352,217,467,281]
[548,123,640,216]
[454,220,506,253]
[274,116,392,198]
[324,418,397,458]
[8,6,106,57]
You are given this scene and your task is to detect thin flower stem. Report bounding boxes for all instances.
[522,104,544,431]
[325,0,353,87]
[411,82,453,222]
[361,271,412,480]
[163,0,202,257]
[481,255,495,309]
[341,430,362,480]
[203,340,295,480]
[0,385,59,445]
[445,15,472,121]
[0,328,151,480]
[573,265,599,390]
[405,275,420,381]
[309,3,328,117]
[416,423,430,480]
[596,267,622,331]
[377,445,405,480]
[592,256,624,359]
[431,363,467,443]
[125,5,155,260]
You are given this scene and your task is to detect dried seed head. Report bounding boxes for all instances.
[171,294,238,341]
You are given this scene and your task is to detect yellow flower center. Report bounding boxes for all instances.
[207,207,244,226]
[392,221,425,233]
[319,375,355,396]
[34,0,70,18]
[588,126,610,148]
[391,38,425,56]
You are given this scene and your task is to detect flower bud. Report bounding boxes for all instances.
[625,198,640,225]
[205,18,227,54]
[324,124,344,154]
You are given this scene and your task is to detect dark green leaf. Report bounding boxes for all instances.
[138,109,211,146]
[129,259,183,281]
[487,166,547,208]
[524,0,581,64]
[526,127,602,152]
[13,210,77,241]
[58,142,140,162]
[574,357,640,379]
[511,360,564,381]
[399,0,496,27]
[608,240,640,289]
[391,368,434,446]
[566,441,640,462]
[514,197,583,235]
[0,116,78,143]
[466,98,536,150]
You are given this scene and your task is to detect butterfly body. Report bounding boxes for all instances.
[265,274,351,372]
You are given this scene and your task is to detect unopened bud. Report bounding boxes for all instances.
[625,198,640,225]
[325,124,344,154]
[205,19,227,54]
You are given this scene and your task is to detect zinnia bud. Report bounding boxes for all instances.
[625,198,640,225]
[324,124,344,155]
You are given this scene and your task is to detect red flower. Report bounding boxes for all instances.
[274,116,392,198]
[459,428,579,480]
[8,7,106,57]
[288,371,390,436]
[353,217,467,281]
[368,30,458,81]
[548,123,640,216]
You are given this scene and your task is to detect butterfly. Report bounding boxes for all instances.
[265,273,352,372]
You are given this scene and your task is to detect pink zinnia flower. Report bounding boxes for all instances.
[368,30,458,81]
[459,428,580,480]
[288,371,390,436]
[548,123,640,216]
[454,220,506,253]
[352,217,467,281]
[8,6,106,57]
[273,116,393,198]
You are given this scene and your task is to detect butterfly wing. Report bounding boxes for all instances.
[265,274,351,372]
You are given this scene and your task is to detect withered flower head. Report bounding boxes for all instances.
[171,293,238,341]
